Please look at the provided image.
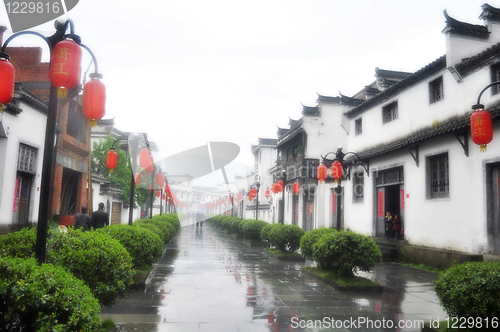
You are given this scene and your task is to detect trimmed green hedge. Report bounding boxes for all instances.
[312,231,381,277]
[435,262,500,320]
[0,257,102,331]
[0,227,36,259]
[300,228,337,260]
[242,220,268,241]
[96,224,163,267]
[47,228,134,306]
[267,224,305,253]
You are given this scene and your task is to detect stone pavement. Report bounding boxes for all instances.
[99,224,447,332]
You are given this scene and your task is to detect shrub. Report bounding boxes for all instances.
[435,262,500,319]
[47,228,134,306]
[96,225,163,267]
[238,219,250,236]
[152,213,181,231]
[221,216,234,230]
[0,227,37,259]
[230,218,245,234]
[268,224,305,252]
[134,219,171,243]
[242,220,269,241]
[312,231,381,277]
[300,228,338,260]
[0,256,102,331]
[260,223,276,243]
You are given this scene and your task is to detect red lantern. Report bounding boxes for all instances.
[265,189,270,198]
[0,54,15,111]
[49,39,82,99]
[140,148,154,173]
[162,193,166,200]
[156,190,161,198]
[277,180,284,192]
[82,74,106,127]
[331,161,343,182]
[155,172,165,187]
[249,189,257,200]
[293,182,300,195]
[134,173,141,185]
[237,193,242,202]
[471,109,493,152]
[229,196,233,204]
[317,164,327,183]
[272,183,278,194]
[106,148,118,172]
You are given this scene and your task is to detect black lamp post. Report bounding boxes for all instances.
[1,20,102,264]
[275,170,286,224]
[320,146,368,230]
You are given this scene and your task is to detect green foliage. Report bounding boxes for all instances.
[46,228,134,306]
[300,227,338,260]
[229,218,245,234]
[267,224,305,253]
[0,227,37,259]
[151,213,181,231]
[96,225,163,267]
[91,135,150,208]
[260,223,276,243]
[0,257,102,331]
[312,231,381,277]
[242,219,269,241]
[134,218,172,243]
[435,262,500,320]
[238,219,250,236]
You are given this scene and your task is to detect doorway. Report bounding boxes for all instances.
[13,172,32,229]
[374,166,404,237]
[487,162,500,254]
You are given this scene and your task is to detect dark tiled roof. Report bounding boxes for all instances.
[302,104,319,116]
[351,107,500,161]
[258,138,277,146]
[345,56,447,119]
[317,93,364,106]
[456,42,500,78]
[479,4,500,22]
[442,10,489,38]
[375,68,412,80]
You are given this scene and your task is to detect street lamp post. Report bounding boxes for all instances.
[1,20,103,264]
[470,82,498,152]
[320,147,368,230]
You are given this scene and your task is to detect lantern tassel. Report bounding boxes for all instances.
[57,87,67,99]
[0,104,3,113]
[480,144,487,152]
[109,169,114,173]
[89,120,98,127]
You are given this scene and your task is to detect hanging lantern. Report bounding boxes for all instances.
[249,188,257,199]
[134,173,141,185]
[332,161,343,182]
[293,182,300,195]
[317,164,327,183]
[139,148,154,173]
[162,193,166,200]
[155,172,165,187]
[237,192,242,202]
[265,189,270,199]
[277,180,284,192]
[272,183,278,194]
[471,108,493,152]
[82,73,106,127]
[156,190,161,198]
[106,148,118,172]
[229,196,233,204]
[49,39,82,99]
[0,53,15,112]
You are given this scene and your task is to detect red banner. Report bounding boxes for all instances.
[378,191,384,217]
[401,189,405,210]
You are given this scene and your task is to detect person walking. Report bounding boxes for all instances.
[73,206,91,232]
[92,202,109,229]
[196,208,205,227]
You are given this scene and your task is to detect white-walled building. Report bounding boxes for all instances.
[0,83,46,234]
[329,4,500,255]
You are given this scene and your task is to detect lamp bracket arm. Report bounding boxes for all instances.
[473,81,500,109]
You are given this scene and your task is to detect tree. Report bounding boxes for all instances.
[91,135,150,209]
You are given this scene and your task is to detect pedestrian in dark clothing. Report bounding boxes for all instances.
[196,208,205,227]
[393,214,401,240]
[384,211,393,239]
[73,206,91,232]
[92,202,109,229]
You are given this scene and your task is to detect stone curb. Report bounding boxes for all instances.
[301,269,384,293]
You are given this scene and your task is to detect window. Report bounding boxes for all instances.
[491,63,500,95]
[382,101,398,124]
[355,118,362,135]
[67,100,86,142]
[353,172,364,203]
[429,76,444,103]
[427,153,449,199]
[17,144,37,174]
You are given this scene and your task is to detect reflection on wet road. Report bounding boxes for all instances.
[100,224,446,331]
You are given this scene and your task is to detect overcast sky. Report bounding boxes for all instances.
[0,0,497,185]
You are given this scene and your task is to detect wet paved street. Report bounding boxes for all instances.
[100,224,447,331]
